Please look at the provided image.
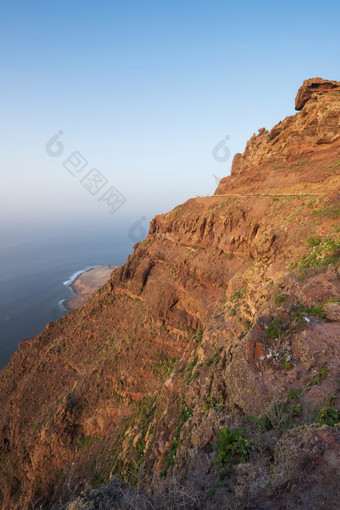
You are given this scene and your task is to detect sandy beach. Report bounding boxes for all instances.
[63,265,115,311]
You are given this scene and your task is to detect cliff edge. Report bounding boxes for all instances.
[0,79,339,510]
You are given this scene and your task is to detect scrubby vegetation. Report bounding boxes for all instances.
[315,406,339,426]
[264,318,285,340]
[161,403,193,476]
[215,427,253,467]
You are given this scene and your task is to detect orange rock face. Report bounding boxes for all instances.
[215,77,340,196]
[295,77,340,110]
[0,79,339,509]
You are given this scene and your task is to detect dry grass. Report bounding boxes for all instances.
[45,463,201,510]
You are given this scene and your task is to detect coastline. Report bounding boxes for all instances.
[62,265,116,311]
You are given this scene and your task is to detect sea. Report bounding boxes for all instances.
[0,222,134,370]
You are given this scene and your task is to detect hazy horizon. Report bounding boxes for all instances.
[1,1,339,236]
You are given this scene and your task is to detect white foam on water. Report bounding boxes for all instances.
[63,265,100,286]
[60,265,101,310]
[57,299,68,312]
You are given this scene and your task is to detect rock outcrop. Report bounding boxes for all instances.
[215,77,340,195]
[0,79,339,509]
[295,77,340,110]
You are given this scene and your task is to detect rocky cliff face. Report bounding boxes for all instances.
[0,79,339,510]
[215,76,340,196]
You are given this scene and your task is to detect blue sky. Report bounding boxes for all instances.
[0,0,339,235]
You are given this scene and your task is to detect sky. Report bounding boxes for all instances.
[0,0,339,239]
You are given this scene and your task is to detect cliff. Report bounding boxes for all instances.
[0,78,339,510]
[215,77,340,196]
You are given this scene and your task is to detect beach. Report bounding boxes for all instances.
[63,265,115,311]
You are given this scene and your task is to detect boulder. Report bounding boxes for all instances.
[295,77,339,110]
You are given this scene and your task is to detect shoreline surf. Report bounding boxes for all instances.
[62,265,116,311]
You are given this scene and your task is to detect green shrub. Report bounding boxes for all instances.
[161,439,180,476]
[243,320,251,330]
[286,389,302,402]
[312,205,340,219]
[315,406,339,426]
[301,237,340,269]
[245,413,272,432]
[176,402,193,433]
[215,427,253,467]
[245,397,302,434]
[194,328,203,342]
[230,291,241,301]
[326,394,337,405]
[135,439,146,460]
[185,354,198,382]
[161,402,193,476]
[279,358,293,370]
[307,366,330,388]
[265,400,294,430]
[292,299,338,323]
[152,357,179,378]
[290,236,340,278]
[206,482,229,499]
[290,308,306,325]
[275,294,288,304]
[76,434,95,452]
[203,395,225,413]
[306,304,327,319]
[306,235,322,247]
[264,318,285,340]
[307,198,316,208]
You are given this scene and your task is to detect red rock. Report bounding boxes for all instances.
[248,334,265,363]
[295,77,340,110]
[215,77,340,196]
[324,301,340,321]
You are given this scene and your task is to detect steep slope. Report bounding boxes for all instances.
[0,79,339,510]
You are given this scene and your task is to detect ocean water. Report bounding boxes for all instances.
[0,223,133,369]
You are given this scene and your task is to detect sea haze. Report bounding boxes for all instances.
[0,222,133,369]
